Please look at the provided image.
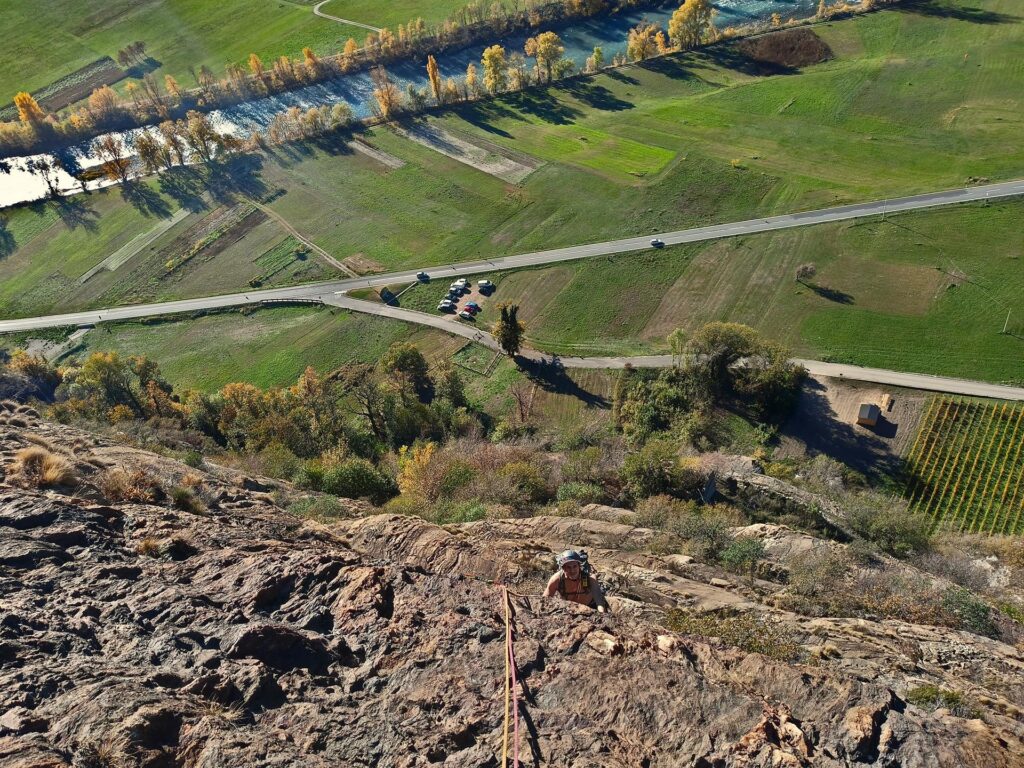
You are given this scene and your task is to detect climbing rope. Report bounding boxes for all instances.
[500,585,521,768]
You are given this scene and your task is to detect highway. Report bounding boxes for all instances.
[1,178,1020,335]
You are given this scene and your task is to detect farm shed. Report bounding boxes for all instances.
[857,403,881,427]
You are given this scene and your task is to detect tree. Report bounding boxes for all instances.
[25,157,61,197]
[94,135,133,183]
[426,54,442,103]
[159,120,187,166]
[493,303,525,357]
[817,0,829,18]
[87,85,122,125]
[524,31,564,83]
[465,62,480,98]
[14,92,46,124]
[134,132,166,175]
[248,53,265,80]
[585,45,604,72]
[795,263,817,283]
[371,66,402,119]
[164,75,182,105]
[380,342,432,400]
[342,38,359,71]
[668,0,715,50]
[627,23,661,61]
[184,110,221,162]
[481,44,508,94]
[667,328,687,367]
[302,47,320,79]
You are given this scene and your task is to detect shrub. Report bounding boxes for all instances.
[787,547,850,597]
[434,500,488,524]
[848,496,932,558]
[382,494,434,519]
[321,459,397,505]
[941,587,998,639]
[287,495,354,520]
[632,494,699,530]
[622,440,706,500]
[665,609,801,662]
[182,450,204,468]
[98,468,164,503]
[498,460,550,503]
[905,685,979,718]
[556,481,605,504]
[8,446,76,487]
[169,486,204,513]
[672,512,734,562]
[720,537,765,585]
[293,461,325,491]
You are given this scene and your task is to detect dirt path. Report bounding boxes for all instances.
[394,123,541,183]
[312,0,382,32]
[246,198,357,277]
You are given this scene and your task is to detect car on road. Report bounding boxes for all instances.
[458,310,474,320]
[650,238,665,248]
[416,271,429,281]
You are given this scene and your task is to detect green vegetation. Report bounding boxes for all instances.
[903,396,1024,535]
[319,0,472,28]
[73,306,452,392]
[0,0,361,102]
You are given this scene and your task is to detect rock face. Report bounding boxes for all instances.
[0,420,1022,767]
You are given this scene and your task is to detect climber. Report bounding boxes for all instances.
[544,550,609,613]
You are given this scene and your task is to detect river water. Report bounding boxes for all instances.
[0,0,820,208]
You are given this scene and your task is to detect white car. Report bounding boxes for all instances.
[449,282,465,292]
[437,299,454,311]
[458,310,474,320]
[455,278,468,286]
[478,279,493,288]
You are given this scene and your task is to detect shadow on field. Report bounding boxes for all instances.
[806,282,854,304]
[898,0,1020,24]
[606,69,639,85]
[207,154,268,205]
[506,90,582,125]
[454,100,524,137]
[121,180,173,218]
[517,356,610,409]
[160,167,209,212]
[125,57,162,78]
[702,45,798,77]
[637,55,703,81]
[52,196,99,232]
[560,80,634,112]
[0,218,13,258]
[782,378,900,478]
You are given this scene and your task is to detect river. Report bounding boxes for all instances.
[0,0,822,209]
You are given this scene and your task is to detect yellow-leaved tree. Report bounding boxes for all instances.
[668,0,715,50]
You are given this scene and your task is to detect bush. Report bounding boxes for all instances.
[498,460,550,504]
[169,486,204,513]
[787,547,850,597]
[848,496,932,558]
[8,446,76,487]
[382,493,434,519]
[98,468,164,503]
[905,685,979,718]
[941,587,998,639]
[720,537,765,585]
[182,450,204,468]
[622,440,706,500]
[672,512,734,562]
[321,459,397,505]
[665,609,801,662]
[287,495,354,521]
[556,481,605,504]
[293,461,325,491]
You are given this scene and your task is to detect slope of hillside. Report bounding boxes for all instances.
[0,413,1022,767]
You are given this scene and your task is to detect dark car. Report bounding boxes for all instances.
[650,238,665,248]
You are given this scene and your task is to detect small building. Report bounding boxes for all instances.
[857,403,881,427]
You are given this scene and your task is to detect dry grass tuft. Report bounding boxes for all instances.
[136,537,161,557]
[98,468,164,504]
[9,446,77,488]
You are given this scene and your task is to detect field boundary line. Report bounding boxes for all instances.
[995,406,1024,534]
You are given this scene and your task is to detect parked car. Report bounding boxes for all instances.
[650,238,665,248]
[477,279,492,288]
[437,299,454,311]
[447,290,462,301]
[449,282,465,293]
[458,310,474,320]
[465,302,481,312]
[455,278,468,286]
[416,271,429,281]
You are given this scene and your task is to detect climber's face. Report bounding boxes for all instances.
[562,561,581,579]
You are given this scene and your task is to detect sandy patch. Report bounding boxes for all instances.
[343,253,387,274]
[394,123,542,183]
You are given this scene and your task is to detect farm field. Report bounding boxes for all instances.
[318,0,473,28]
[71,306,455,392]
[902,396,1024,535]
[396,200,1024,383]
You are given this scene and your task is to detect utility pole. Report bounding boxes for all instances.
[1002,309,1011,334]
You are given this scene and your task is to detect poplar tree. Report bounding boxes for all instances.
[426,54,442,103]
[481,44,508,94]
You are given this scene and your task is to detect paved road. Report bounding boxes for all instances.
[2,178,1021,335]
[312,0,382,32]
[325,296,1024,401]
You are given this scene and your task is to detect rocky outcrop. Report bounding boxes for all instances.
[0,419,1022,767]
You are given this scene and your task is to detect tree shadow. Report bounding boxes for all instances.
[805,282,854,304]
[779,378,901,479]
[505,89,582,126]
[51,196,99,231]
[701,44,798,77]
[125,57,163,78]
[605,69,639,85]
[451,100,522,138]
[637,55,702,82]
[0,218,14,258]
[559,79,634,112]
[311,129,357,155]
[159,166,209,212]
[121,180,173,218]
[517,355,609,409]
[897,0,1020,24]
[206,153,268,205]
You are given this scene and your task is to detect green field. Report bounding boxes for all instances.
[0,0,480,106]
[903,396,1024,535]
[72,305,456,392]
[397,200,1021,383]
